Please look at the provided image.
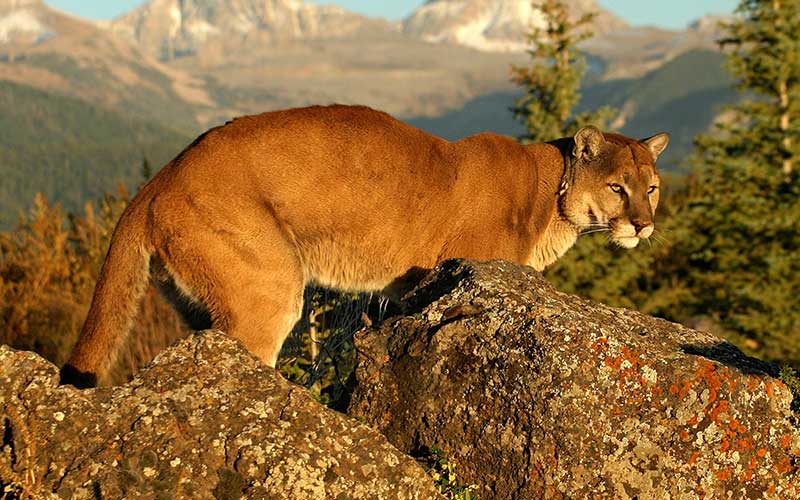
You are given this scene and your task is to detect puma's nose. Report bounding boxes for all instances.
[633,220,653,238]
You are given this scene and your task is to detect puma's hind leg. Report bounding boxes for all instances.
[216,273,305,368]
[157,215,306,368]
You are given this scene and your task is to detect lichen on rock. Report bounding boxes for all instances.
[0,332,441,499]
[348,259,800,500]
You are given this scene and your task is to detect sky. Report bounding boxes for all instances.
[45,0,739,30]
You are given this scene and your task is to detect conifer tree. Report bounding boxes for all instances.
[677,0,800,364]
[510,0,615,142]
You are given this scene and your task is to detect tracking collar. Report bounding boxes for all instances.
[558,145,578,197]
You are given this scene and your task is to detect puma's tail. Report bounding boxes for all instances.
[60,200,152,388]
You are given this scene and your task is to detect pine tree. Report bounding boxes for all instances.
[510,0,615,142]
[676,0,800,364]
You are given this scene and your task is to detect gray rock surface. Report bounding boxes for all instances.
[0,332,441,499]
[348,259,800,500]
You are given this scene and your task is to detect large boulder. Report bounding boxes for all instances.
[0,332,441,499]
[348,259,800,499]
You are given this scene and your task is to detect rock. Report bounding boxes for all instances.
[348,259,800,500]
[0,332,441,500]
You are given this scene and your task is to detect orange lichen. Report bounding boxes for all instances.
[781,434,793,448]
[590,337,608,352]
[774,458,794,474]
[736,437,755,453]
[716,469,731,480]
[709,400,730,423]
[757,448,768,458]
[688,451,701,465]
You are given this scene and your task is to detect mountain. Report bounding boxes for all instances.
[0,0,53,47]
[0,79,191,229]
[105,0,526,121]
[582,15,728,80]
[99,0,729,122]
[110,0,398,63]
[403,0,627,52]
[402,1,727,80]
[0,0,211,131]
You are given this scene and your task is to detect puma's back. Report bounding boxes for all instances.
[150,105,556,289]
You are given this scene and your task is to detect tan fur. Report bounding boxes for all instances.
[61,105,668,387]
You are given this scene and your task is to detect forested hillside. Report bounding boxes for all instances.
[410,49,737,171]
[580,49,738,169]
[0,80,191,228]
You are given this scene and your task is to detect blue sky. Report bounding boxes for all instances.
[45,0,738,30]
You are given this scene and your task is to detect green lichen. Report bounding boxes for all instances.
[779,365,800,413]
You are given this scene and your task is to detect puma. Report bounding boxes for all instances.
[61,104,668,387]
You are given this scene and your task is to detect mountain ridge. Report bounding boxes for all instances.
[402,0,627,52]
[109,0,398,62]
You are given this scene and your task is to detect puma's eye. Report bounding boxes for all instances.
[608,184,624,194]
[648,185,659,194]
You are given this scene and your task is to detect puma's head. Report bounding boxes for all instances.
[561,126,669,249]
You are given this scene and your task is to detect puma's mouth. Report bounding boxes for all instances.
[613,236,640,248]
[609,220,645,248]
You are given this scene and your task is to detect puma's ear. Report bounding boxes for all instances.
[573,126,605,160]
[642,133,670,161]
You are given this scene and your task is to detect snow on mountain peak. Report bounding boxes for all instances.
[0,0,53,45]
[109,0,394,61]
[403,0,626,52]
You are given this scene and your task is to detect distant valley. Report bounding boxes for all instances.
[0,0,736,228]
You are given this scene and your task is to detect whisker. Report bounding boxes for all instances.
[651,230,671,245]
[580,228,610,236]
[651,234,670,246]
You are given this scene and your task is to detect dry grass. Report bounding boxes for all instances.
[0,188,186,385]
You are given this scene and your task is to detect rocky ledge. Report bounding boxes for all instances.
[0,332,441,499]
[3,259,799,500]
[348,259,800,499]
